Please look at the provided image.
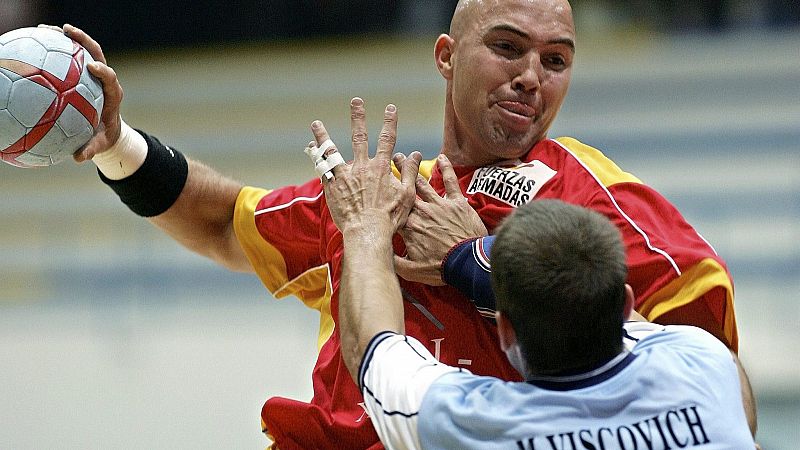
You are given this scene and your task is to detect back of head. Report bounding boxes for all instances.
[492,200,627,376]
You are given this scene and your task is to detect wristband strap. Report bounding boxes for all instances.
[92,120,147,180]
[442,235,497,315]
[98,130,188,217]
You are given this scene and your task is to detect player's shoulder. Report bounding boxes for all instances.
[550,136,606,158]
[549,137,642,186]
[237,186,273,211]
[424,371,529,412]
[625,322,731,358]
[419,159,437,179]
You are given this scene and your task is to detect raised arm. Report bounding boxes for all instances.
[63,24,250,272]
[309,98,420,382]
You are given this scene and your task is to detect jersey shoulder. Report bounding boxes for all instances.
[551,137,642,187]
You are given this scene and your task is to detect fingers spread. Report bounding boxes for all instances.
[392,152,406,168]
[375,104,397,160]
[350,97,368,164]
[311,119,333,148]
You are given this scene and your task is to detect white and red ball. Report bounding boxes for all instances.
[0,27,104,168]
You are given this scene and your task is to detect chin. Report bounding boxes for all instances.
[492,140,537,160]
[479,124,543,162]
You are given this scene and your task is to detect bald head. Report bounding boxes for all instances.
[449,0,477,37]
[450,0,574,39]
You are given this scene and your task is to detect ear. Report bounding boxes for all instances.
[495,311,518,352]
[623,284,635,319]
[434,34,455,80]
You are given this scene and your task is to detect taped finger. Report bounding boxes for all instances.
[304,138,346,181]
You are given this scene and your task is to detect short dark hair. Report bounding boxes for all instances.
[491,200,628,375]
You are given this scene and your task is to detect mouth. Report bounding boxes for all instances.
[496,100,537,118]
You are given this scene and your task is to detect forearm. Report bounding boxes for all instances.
[149,158,250,272]
[340,222,405,382]
[95,124,250,272]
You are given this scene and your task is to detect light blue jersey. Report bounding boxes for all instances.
[359,322,754,450]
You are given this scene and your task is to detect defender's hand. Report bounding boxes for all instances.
[309,98,421,235]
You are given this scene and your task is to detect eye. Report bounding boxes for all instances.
[544,54,568,70]
[490,41,520,57]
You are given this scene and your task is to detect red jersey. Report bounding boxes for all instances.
[232,137,736,449]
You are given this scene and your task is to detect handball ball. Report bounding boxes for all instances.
[0,27,104,168]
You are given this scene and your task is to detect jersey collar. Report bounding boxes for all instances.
[525,352,637,391]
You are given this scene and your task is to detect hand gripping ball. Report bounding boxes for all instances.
[0,27,104,167]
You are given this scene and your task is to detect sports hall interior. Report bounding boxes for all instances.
[1,1,798,448]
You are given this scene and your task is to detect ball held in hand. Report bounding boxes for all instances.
[0,27,104,168]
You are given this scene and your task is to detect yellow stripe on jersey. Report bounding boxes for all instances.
[234,186,336,350]
[234,187,286,293]
[274,264,335,350]
[555,137,642,187]
[638,257,737,346]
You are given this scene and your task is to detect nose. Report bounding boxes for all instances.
[511,55,542,93]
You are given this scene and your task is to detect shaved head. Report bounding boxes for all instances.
[450,0,573,39]
[449,0,477,37]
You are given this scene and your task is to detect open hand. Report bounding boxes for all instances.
[309,98,421,236]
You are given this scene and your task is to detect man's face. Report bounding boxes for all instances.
[444,0,575,164]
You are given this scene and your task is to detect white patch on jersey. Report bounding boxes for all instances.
[466,161,557,207]
[355,401,371,423]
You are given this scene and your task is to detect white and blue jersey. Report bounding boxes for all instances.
[359,322,754,450]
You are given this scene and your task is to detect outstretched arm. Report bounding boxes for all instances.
[149,158,248,271]
[310,98,421,382]
[63,24,250,272]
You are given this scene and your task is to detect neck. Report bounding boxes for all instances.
[525,351,636,391]
[528,344,626,378]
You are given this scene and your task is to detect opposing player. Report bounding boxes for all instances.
[316,124,755,448]
[57,0,738,447]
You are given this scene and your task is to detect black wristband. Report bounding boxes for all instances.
[98,130,188,217]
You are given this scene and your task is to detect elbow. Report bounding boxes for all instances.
[207,223,253,273]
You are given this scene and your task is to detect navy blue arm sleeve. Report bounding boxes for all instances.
[441,236,497,316]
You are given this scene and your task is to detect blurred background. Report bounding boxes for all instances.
[1,0,798,448]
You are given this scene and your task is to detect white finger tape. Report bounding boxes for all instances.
[304,139,345,180]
